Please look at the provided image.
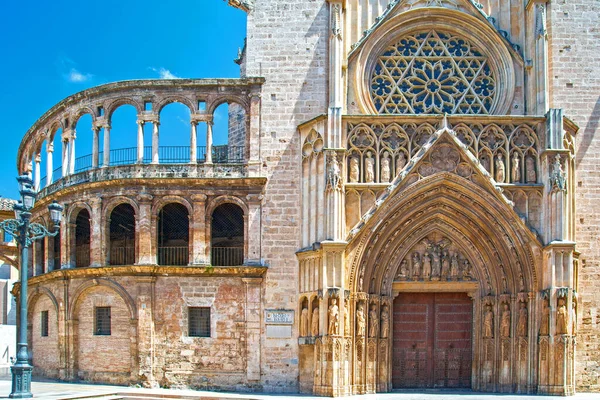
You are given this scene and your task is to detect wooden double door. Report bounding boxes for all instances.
[392,292,473,389]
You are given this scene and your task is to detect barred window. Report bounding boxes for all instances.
[370,30,496,115]
[94,307,111,336]
[189,307,210,337]
[41,310,49,337]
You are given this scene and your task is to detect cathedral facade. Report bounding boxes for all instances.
[13,0,600,396]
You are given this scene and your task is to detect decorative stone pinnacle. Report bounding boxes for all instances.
[225,0,254,12]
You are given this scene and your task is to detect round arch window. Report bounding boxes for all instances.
[370,30,497,115]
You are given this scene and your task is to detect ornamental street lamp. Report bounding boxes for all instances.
[0,174,62,398]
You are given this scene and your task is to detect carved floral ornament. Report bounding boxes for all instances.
[370,30,496,115]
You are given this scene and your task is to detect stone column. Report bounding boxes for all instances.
[136,194,154,265]
[33,153,41,191]
[205,121,213,164]
[103,126,111,167]
[69,132,76,174]
[190,194,207,265]
[190,120,197,164]
[243,278,262,382]
[89,196,103,267]
[245,194,263,265]
[151,122,160,164]
[247,92,261,176]
[46,142,54,186]
[137,120,145,164]
[92,126,100,168]
[61,138,68,177]
[136,277,155,386]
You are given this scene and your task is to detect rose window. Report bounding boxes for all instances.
[370,30,497,115]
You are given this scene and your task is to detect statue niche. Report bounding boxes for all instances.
[394,233,476,282]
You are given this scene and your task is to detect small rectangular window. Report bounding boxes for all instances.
[188,307,210,337]
[97,106,104,116]
[94,307,111,336]
[144,101,152,111]
[198,101,206,112]
[41,311,49,337]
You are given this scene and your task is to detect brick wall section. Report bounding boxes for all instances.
[153,277,249,390]
[75,284,132,383]
[548,0,600,391]
[245,0,329,392]
[31,295,59,378]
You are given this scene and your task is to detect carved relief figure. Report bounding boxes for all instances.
[381,305,390,339]
[396,259,409,280]
[369,304,379,338]
[511,152,521,183]
[571,301,577,336]
[450,253,460,280]
[495,154,505,183]
[517,302,528,337]
[484,305,494,338]
[526,156,536,183]
[311,306,319,336]
[356,304,366,336]
[365,151,375,183]
[440,250,450,278]
[328,298,340,335]
[462,259,472,280]
[412,252,422,279]
[556,297,568,335]
[501,303,511,338]
[396,152,407,173]
[381,151,391,183]
[422,252,432,280]
[301,306,309,337]
[540,298,550,335]
[349,156,360,183]
[549,154,566,191]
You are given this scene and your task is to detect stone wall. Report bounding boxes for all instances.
[548,0,600,391]
[245,0,329,392]
[228,103,246,148]
[31,294,59,378]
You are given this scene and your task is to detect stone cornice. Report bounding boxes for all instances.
[22,265,269,287]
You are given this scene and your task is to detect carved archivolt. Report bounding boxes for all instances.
[370,30,496,115]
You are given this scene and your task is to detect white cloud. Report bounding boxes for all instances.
[67,68,92,83]
[151,67,180,79]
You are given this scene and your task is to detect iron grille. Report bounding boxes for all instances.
[94,307,111,336]
[41,310,48,337]
[189,307,210,337]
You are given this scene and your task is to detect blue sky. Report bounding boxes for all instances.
[0,0,246,199]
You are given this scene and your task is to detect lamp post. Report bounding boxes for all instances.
[0,174,63,398]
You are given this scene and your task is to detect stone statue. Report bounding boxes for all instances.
[422,252,432,280]
[349,156,360,183]
[356,304,366,336]
[450,253,460,280]
[571,301,577,336]
[396,259,409,280]
[301,306,309,337]
[328,298,340,335]
[327,151,341,191]
[540,298,550,335]
[556,297,568,335]
[369,304,379,338]
[462,259,472,280]
[412,252,422,279]
[511,152,521,183]
[495,154,505,183]
[440,250,450,278]
[381,151,391,183]
[365,151,375,183]
[501,303,511,338]
[549,154,567,192]
[517,302,528,337]
[396,152,407,173]
[484,305,494,338]
[344,299,351,335]
[526,156,536,183]
[311,306,319,336]
[381,305,390,339]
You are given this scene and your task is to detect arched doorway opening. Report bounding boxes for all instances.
[210,203,244,266]
[157,203,189,265]
[109,204,136,265]
[74,209,90,268]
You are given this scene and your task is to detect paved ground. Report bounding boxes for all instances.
[0,378,598,400]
